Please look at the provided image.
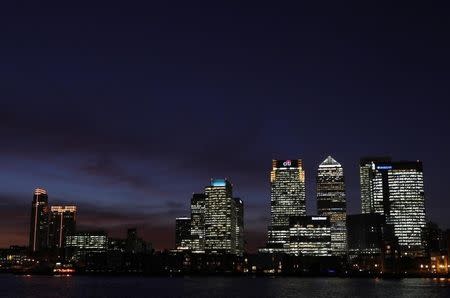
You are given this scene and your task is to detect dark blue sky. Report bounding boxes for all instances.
[1,1,449,251]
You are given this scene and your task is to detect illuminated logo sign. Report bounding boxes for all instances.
[377,165,392,170]
[311,216,327,221]
[283,160,292,167]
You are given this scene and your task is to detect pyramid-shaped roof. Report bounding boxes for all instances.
[319,155,341,167]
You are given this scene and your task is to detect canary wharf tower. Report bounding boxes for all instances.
[317,156,347,256]
[266,159,306,253]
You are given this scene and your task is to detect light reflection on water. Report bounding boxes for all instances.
[1,275,450,298]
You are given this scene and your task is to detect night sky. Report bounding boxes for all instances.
[1,2,449,251]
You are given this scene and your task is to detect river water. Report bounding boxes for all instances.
[1,275,450,297]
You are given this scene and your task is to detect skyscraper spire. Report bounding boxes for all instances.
[320,155,341,166]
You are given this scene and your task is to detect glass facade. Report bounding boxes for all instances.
[190,193,206,252]
[387,164,425,255]
[267,159,306,253]
[361,160,426,256]
[204,179,236,254]
[316,156,347,256]
[360,157,391,214]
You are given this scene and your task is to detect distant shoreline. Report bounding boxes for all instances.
[3,271,450,279]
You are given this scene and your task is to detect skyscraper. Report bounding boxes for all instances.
[29,188,49,253]
[175,217,191,250]
[360,160,426,255]
[190,193,206,252]
[266,159,306,253]
[48,205,77,251]
[204,179,236,254]
[234,197,244,256]
[360,157,391,214]
[316,156,347,256]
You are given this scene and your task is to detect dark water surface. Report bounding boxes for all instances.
[1,275,450,298]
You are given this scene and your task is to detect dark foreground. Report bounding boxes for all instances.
[1,275,450,298]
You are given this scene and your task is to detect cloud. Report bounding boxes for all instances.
[80,156,150,190]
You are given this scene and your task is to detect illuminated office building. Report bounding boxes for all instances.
[204,179,236,254]
[65,231,108,261]
[234,197,244,256]
[175,217,191,250]
[66,231,108,251]
[316,156,347,256]
[360,160,426,255]
[360,157,391,214]
[190,193,206,252]
[289,216,331,256]
[48,205,77,251]
[29,188,50,253]
[266,159,306,253]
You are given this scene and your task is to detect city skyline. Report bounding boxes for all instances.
[1,2,450,254]
[0,155,436,254]
[1,159,447,277]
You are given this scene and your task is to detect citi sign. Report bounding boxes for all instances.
[283,160,292,167]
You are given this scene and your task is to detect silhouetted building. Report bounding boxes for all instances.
[106,229,152,272]
[190,193,206,252]
[266,159,306,253]
[347,214,385,257]
[234,197,244,256]
[0,246,28,268]
[422,221,447,257]
[48,205,77,253]
[204,179,236,254]
[347,213,400,273]
[317,156,347,256]
[175,218,191,250]
[359,160,426,256]
[108,238,126,252]
[125,228,149,254]
[29,188,49,253]
[289,216,331,256]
